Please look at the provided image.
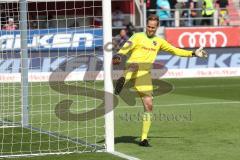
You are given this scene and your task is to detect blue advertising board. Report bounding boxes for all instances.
[0,28,103,51]
[156,49,240,69]
[1,48,240,73]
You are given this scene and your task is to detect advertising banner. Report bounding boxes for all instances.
[0,28,103,51]
[165,27,240,48]
[1,48,240,82]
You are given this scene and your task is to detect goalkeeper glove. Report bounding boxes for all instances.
[193,47,208,58]
[112,54,122,65]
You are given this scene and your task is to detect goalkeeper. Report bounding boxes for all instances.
[112,15,207,147]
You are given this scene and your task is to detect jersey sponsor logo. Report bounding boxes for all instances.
[178,31,227,48]
[142,46,156,52]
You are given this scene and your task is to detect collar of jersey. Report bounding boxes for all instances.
[144,32,156,39]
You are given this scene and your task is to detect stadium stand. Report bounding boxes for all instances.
[228,0,240,25]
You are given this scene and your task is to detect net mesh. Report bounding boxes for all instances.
[0,0,105,157]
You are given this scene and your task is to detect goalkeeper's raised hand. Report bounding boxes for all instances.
[112,54,122,65]
[193,47,208,58]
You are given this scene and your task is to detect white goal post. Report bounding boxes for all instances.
[0,0,114,157]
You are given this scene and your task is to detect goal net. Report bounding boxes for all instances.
[0,0,114,158]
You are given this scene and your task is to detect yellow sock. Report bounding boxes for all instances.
[141,112,152,141]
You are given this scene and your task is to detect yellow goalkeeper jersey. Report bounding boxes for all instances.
[118,32,193,69]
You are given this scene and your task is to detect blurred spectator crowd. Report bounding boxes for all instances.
[0,0,232,31]
[151,0,230,27]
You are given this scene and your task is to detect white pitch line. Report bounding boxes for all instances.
[116,101,240,109]
[174,84,240,89]
[111,151,141,160]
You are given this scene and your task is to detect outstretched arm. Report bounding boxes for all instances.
[159,39,208,58]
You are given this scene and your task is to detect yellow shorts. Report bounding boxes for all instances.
[124,70,153,97]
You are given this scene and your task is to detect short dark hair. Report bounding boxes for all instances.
[147,14,159,26]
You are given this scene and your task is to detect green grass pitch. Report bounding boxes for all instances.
[1,77,240,160]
